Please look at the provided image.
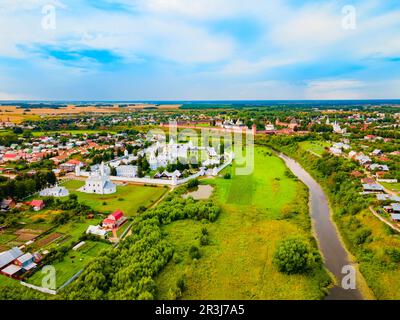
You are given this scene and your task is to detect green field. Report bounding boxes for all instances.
[381,182,400,195]
[27,241,110,289]
[62,180,168,216]
[155,147,330,299]
[299,141,330,157]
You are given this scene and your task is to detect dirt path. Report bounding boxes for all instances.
[369,206,400,233]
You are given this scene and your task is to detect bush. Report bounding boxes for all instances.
[200,235,209,246]
[223,173,231,179]
[273,238,322,274]
[187,179,199,189]
[201,227,208,235]
[386,248,400,263]
[172,253,183,264]
[189,246,201,259]
[353,228,372,245]
[176,276,186,291]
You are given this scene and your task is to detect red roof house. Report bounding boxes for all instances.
[102,210,126,229]
[30,200,45,211]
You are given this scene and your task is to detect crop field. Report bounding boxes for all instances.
[62,180,168,216]
[155,146,330,300]
[27,241,110,289]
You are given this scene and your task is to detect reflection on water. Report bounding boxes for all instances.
[279,153,363,300]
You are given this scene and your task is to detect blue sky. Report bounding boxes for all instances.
[0,0,399,100]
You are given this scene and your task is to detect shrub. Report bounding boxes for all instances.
[386,248,400,263]
[187,179,199,189]
[201,227,209,235]
[200,235,209,246]
[353,228,372,245]
[223,173,231,179]
[172,253,183,264]
[189,246,201,259]
[273,238,322,274]
[176,276,186,292]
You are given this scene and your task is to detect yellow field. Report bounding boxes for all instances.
[0,104,182,123]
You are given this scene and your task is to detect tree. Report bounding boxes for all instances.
[273,238,322,274]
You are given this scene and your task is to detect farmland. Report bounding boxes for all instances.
[62,180,169,216]
[155,146,331,299]
[27,240,110,289]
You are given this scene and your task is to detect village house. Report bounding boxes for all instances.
[102,210,127,229]
[370,164,389,171]
[362,183,384,193]
[86,225,109,238]
[0,198,16,211]
[14,253,37,271]
[30,199,45,211]
[0,247,23,271]
[60,159,84,172]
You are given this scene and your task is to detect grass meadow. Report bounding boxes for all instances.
[155,146,331,300]
[62,180,168,216]
[298,141,330,157]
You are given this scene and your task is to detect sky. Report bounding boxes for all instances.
[0,0,399,100]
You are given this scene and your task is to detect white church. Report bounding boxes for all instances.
[78,162,117,194]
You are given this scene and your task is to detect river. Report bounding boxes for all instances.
[279,153,364,300]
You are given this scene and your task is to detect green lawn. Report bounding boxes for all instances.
[27,241,110,289]
[299,141,330,157]
[62,180,168,216]
[155,146,331,300]
[381,182,400,195]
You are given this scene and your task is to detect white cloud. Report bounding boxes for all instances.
[305,79,366,99]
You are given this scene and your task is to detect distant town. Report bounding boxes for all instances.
[0,101,399,300]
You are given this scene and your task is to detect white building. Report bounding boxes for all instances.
[86,225,108,238]
[39,185,69,197]
[79,162,116,194]
[116,165,138,178]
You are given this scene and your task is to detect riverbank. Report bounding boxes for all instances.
[259,137,379,299]
[278,152,373,300]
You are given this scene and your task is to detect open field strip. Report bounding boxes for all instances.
[155,146,331,299]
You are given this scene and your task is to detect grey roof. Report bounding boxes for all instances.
[1,264,21,275]
[391,213,400,221]
[17,253,34,264]
[392,203,400,212]
[22,262,37,271]
[362,184,384,191]
[0,247,24,269]
[377,194,388,201]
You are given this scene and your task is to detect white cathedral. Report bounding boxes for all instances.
[78,162,117,195]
